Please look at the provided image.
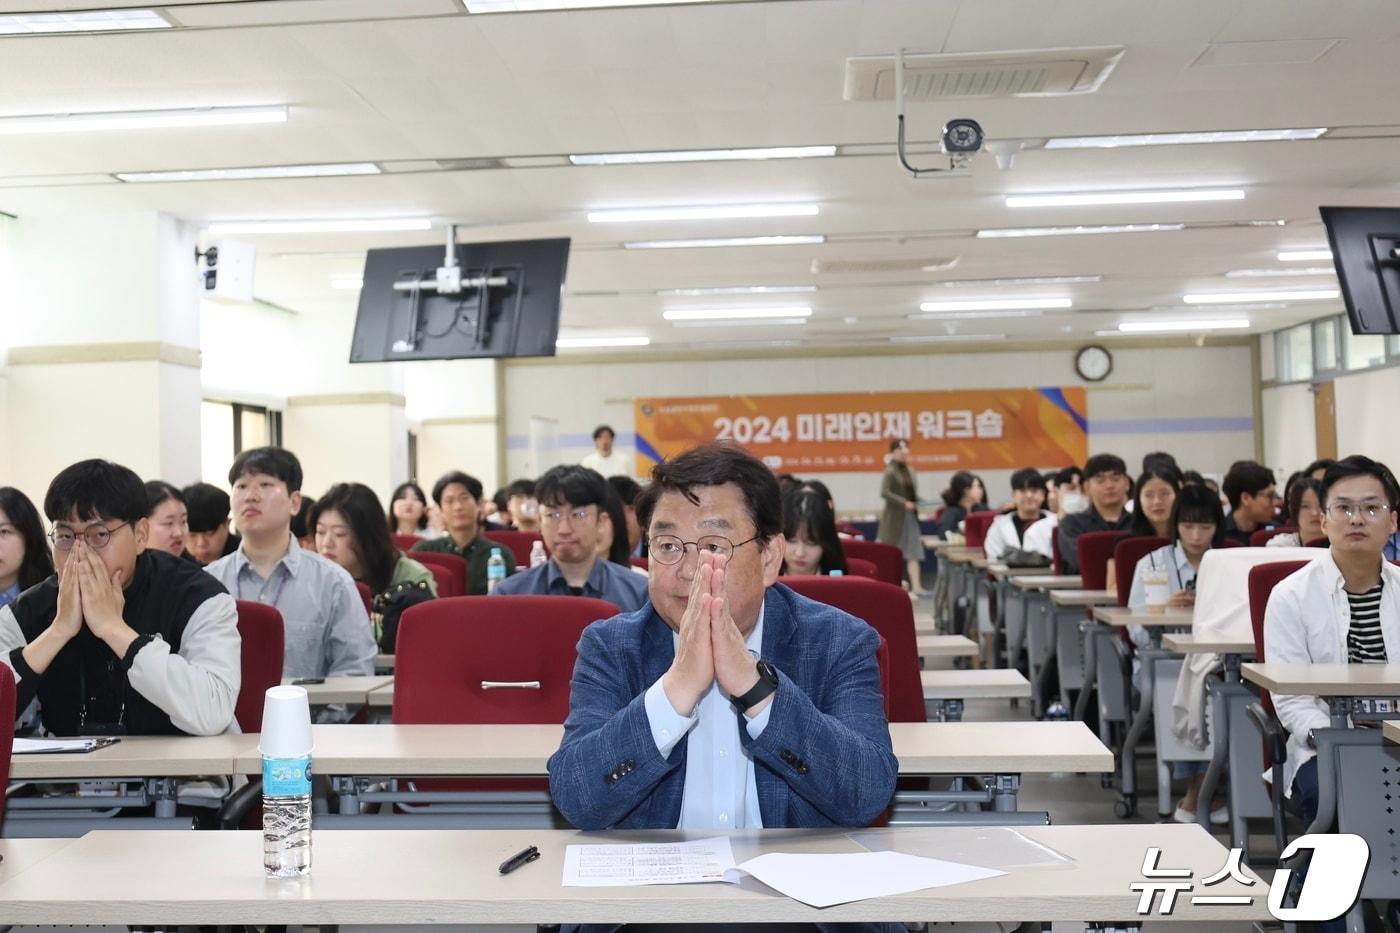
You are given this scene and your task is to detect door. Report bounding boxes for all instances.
[1313,380,1337,461]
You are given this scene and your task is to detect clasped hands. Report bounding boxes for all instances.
[52,540,135,651]
[661,550,768,718]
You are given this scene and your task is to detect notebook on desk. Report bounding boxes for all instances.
[12,737,121,755]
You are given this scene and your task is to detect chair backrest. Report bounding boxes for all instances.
[392,595,619,724]
[844,556,880,580]
[411,551,469,596]
[1051,525,1062,575]
[1247,561,1311,663]
[0,663,14,828]
[630,556,649,571]
[354,581,373,615]
[483,530,543,567]
[1113,536,1171,607]
[1077,530,1131,590]
[835,521,865,539]
[841,539,905,588]
[422,561,461,597]
[1305,536,1329,548]
[963,511,997,549]
[1250,527,1295,548]
[875,634,891,720]
[391,533,422,551]
[778,576,925,722]
[233,600,286,733]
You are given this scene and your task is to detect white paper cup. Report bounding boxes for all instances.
[259,685,313,759]
[1143,571,1170,615]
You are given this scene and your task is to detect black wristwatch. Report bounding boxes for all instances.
[730,660,780,713]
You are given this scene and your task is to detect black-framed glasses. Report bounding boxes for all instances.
[49,521,130,551]
[648,533,761,565]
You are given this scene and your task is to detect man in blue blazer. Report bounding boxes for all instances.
[548,444,898,930]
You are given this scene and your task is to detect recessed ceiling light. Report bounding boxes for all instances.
[465,0,724,10]
[692,339,803,350]
[1045,128,1326,149]
[890,334,1008,343]
[1224,266,1336,278]
[117,161,378,183]
[331,276,364,290]
[663,306,812,322]
[671,318,809,329]
[0,105,286,136]
[1183,288,1339,304]
[1117,319,1250,333]
[918,298,1072,313]
[0,8,172,35]
[976,224,1186,239]
[206,218,432,235]
[909,309,1046,321]
[657,285,817,297]
[1006,188,1244,208]
[624,235,825,250]
[588,203,819,223]
[570,145,836,166]
[1278,248,1333,262]
[555,335,651,349]
[938,275,1102,287]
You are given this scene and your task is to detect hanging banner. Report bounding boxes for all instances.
[634,387,1087,473]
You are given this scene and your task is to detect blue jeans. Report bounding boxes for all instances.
[1290,759,1348,933]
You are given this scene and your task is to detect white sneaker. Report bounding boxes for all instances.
[1172,805,1196,823]
[1210,804,1229,825]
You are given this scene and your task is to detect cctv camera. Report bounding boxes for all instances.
[941,118,984,155]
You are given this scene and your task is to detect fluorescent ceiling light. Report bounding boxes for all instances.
[624,235,824,250]
[664,306,812,322]
[1045,128,1326,149]
[890,334,1008,344]
[910,309,1046,321]
[466,0,723,10]
[1006,188,1244,208]
[1183,288,1339,304]
[1278,248,1332,262]
[977,223,1185,239]
[1117,319,1250,333]
[331,276,364,290]
[671,318,809,329]
[589,203,818,223]
[657,285,817,297]
[919,298,1072,313]
[206,218,432,235]
[693,339,803,350]
[117,162,379,183]
[938,275,1102,287]
[570,145,836,166]
[0,9,171,35]
[556,336,651,349]
[0,105,286,136]
[1225,266,1336,278]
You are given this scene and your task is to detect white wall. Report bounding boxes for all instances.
[503,345,1258,515]
[1335,367,1400,468]
[1261,382,1317,480]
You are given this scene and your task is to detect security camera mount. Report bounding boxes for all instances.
[894,48,971,178]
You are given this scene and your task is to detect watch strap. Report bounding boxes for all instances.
[731,661,778,712]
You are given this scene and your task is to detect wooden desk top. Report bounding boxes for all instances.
[1161,633,1256,655]
[916,634,980,658]
[921,669,1030,700]
[889,721,1112,773]
[941,548,987,564]
[374,653,396,672]
[988,564,1050,580]
[0,839,73,887]
[1384,720,1399,744]
[8,732,250,781]
[1241,662,1400,695]
[1091,606,1194,628]
[367,681,395,708]
[923,536,952,551]
[1049,589,1116,607]
[285,675,395,706]
[1010,575,1082,591]
[0,824,1260,925]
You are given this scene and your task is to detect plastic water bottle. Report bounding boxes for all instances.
[828,569,843,577]
[1045,700,1069,721]
[487,547,507,592]
[529,540,547,569]
[261,685,313,877]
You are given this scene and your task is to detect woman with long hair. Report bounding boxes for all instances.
[781,489,848,576]
[0,487,54,608]
[387,481,436,538]
[1130,466,1182,539]
[311,483,438,596]
[877,438,927,593]
[1267,476,1325,547]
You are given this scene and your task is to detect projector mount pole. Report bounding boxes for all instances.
[895,48,955,179]
[389,224,510,353]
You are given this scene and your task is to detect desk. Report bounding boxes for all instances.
[1004,575,1083,715]
[374,653,395,672]
[1386,720,1400,744]
[920,669,1030,722]
[1011,575,1083,591]
[1050,589,1115,608]
[916,633,979,659]
[937,547,988,638]
[0,839,74,885]
[286,675,395,706]
[1240,663,1400,727]
[1161,633,1255,654]
[1092,606,1194,628]
[0,824,1266,927]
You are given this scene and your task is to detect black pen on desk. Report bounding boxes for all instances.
[499,845,541,875]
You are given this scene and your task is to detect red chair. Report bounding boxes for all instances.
[354,581,373,615]
[1250,527,1295,548]
[836,521,865,539]
[843,540,904,588]
[1051,525,1063,576]
[0,664,14,830]
[412,551,469,597]
[391,533,422,551]
[875,634,891,720]
[778,576,925,722]
[484,530,543,567]
[963,511,996,550]
[630,556,649,571]
[1113,536,1171,608]
[1076,530,1130,591]
[844,556,879,580]
[421,561,461,598]
[233,600,286,733]
[1305,536,1329,548]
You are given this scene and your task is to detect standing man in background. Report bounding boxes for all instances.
[581,425,632,478]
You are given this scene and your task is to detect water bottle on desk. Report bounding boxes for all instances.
[261,685,313,877]
[487,547,507,592]
[529,540,547,569]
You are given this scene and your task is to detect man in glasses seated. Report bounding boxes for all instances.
[549,444,898,928]
[1265,454,1400,839]
[0,459,239,736]
[491,464,647,612]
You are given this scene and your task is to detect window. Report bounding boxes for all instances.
[200,400,283,488]
[1314,318,1339,373]
[1276,324,1314,382]
[1389,333,1400,359]
[1342,325,1387,371]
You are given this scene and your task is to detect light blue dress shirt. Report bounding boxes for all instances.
[643,606,772,829]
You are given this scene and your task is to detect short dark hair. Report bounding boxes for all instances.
[888,438,908,453]
[1170,482,1226,547]
[309,483,400,592]
[599,484,632,566]
[1142,451,1179,475]
[0,487,54,590]
[592,424,615,441]
[291,495,315,540]
[1054,466,1083,487]
[229,446,302,493]
[182,483,231,533]
[44,459,148,525]
[1010,468,1047,492]
[1082,453,1127,481]
[1180,469,1206,487]
[432,471,483,505]
[387,481,430,531]
[635,442,781,542]
[536,465,609,510]
[607,475,642,508]
[1306,458,1338,477]
[491,487,509,513]
[1320,455,1400,510]
[1221,460,1275,509]
[144,480,184,516]
[507,478,537,499]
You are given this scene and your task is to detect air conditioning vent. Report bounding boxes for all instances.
[811,256,960,275]
[435,157,506,171]
[844,46,1123,102]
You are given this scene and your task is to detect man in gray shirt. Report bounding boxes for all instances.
[204,448,375,697]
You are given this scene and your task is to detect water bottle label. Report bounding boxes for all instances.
[263,755,313,796]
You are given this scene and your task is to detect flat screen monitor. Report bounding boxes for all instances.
[1320,206,1400,335]
[349,237,569,362]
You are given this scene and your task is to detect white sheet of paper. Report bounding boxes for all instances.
[12,737,101,754]
[734,850,1006,908]
[561,837,737,887]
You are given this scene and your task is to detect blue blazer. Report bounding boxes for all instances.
[547,582,898,831]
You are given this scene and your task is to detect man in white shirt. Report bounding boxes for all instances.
[580,424,632,478]
[983,468,1051,561]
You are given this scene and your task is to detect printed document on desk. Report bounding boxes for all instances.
[735,851,1005,909]
[13,737,119,754]
[562,837,737,886]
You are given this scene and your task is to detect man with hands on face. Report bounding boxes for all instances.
[0,460,240,736]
